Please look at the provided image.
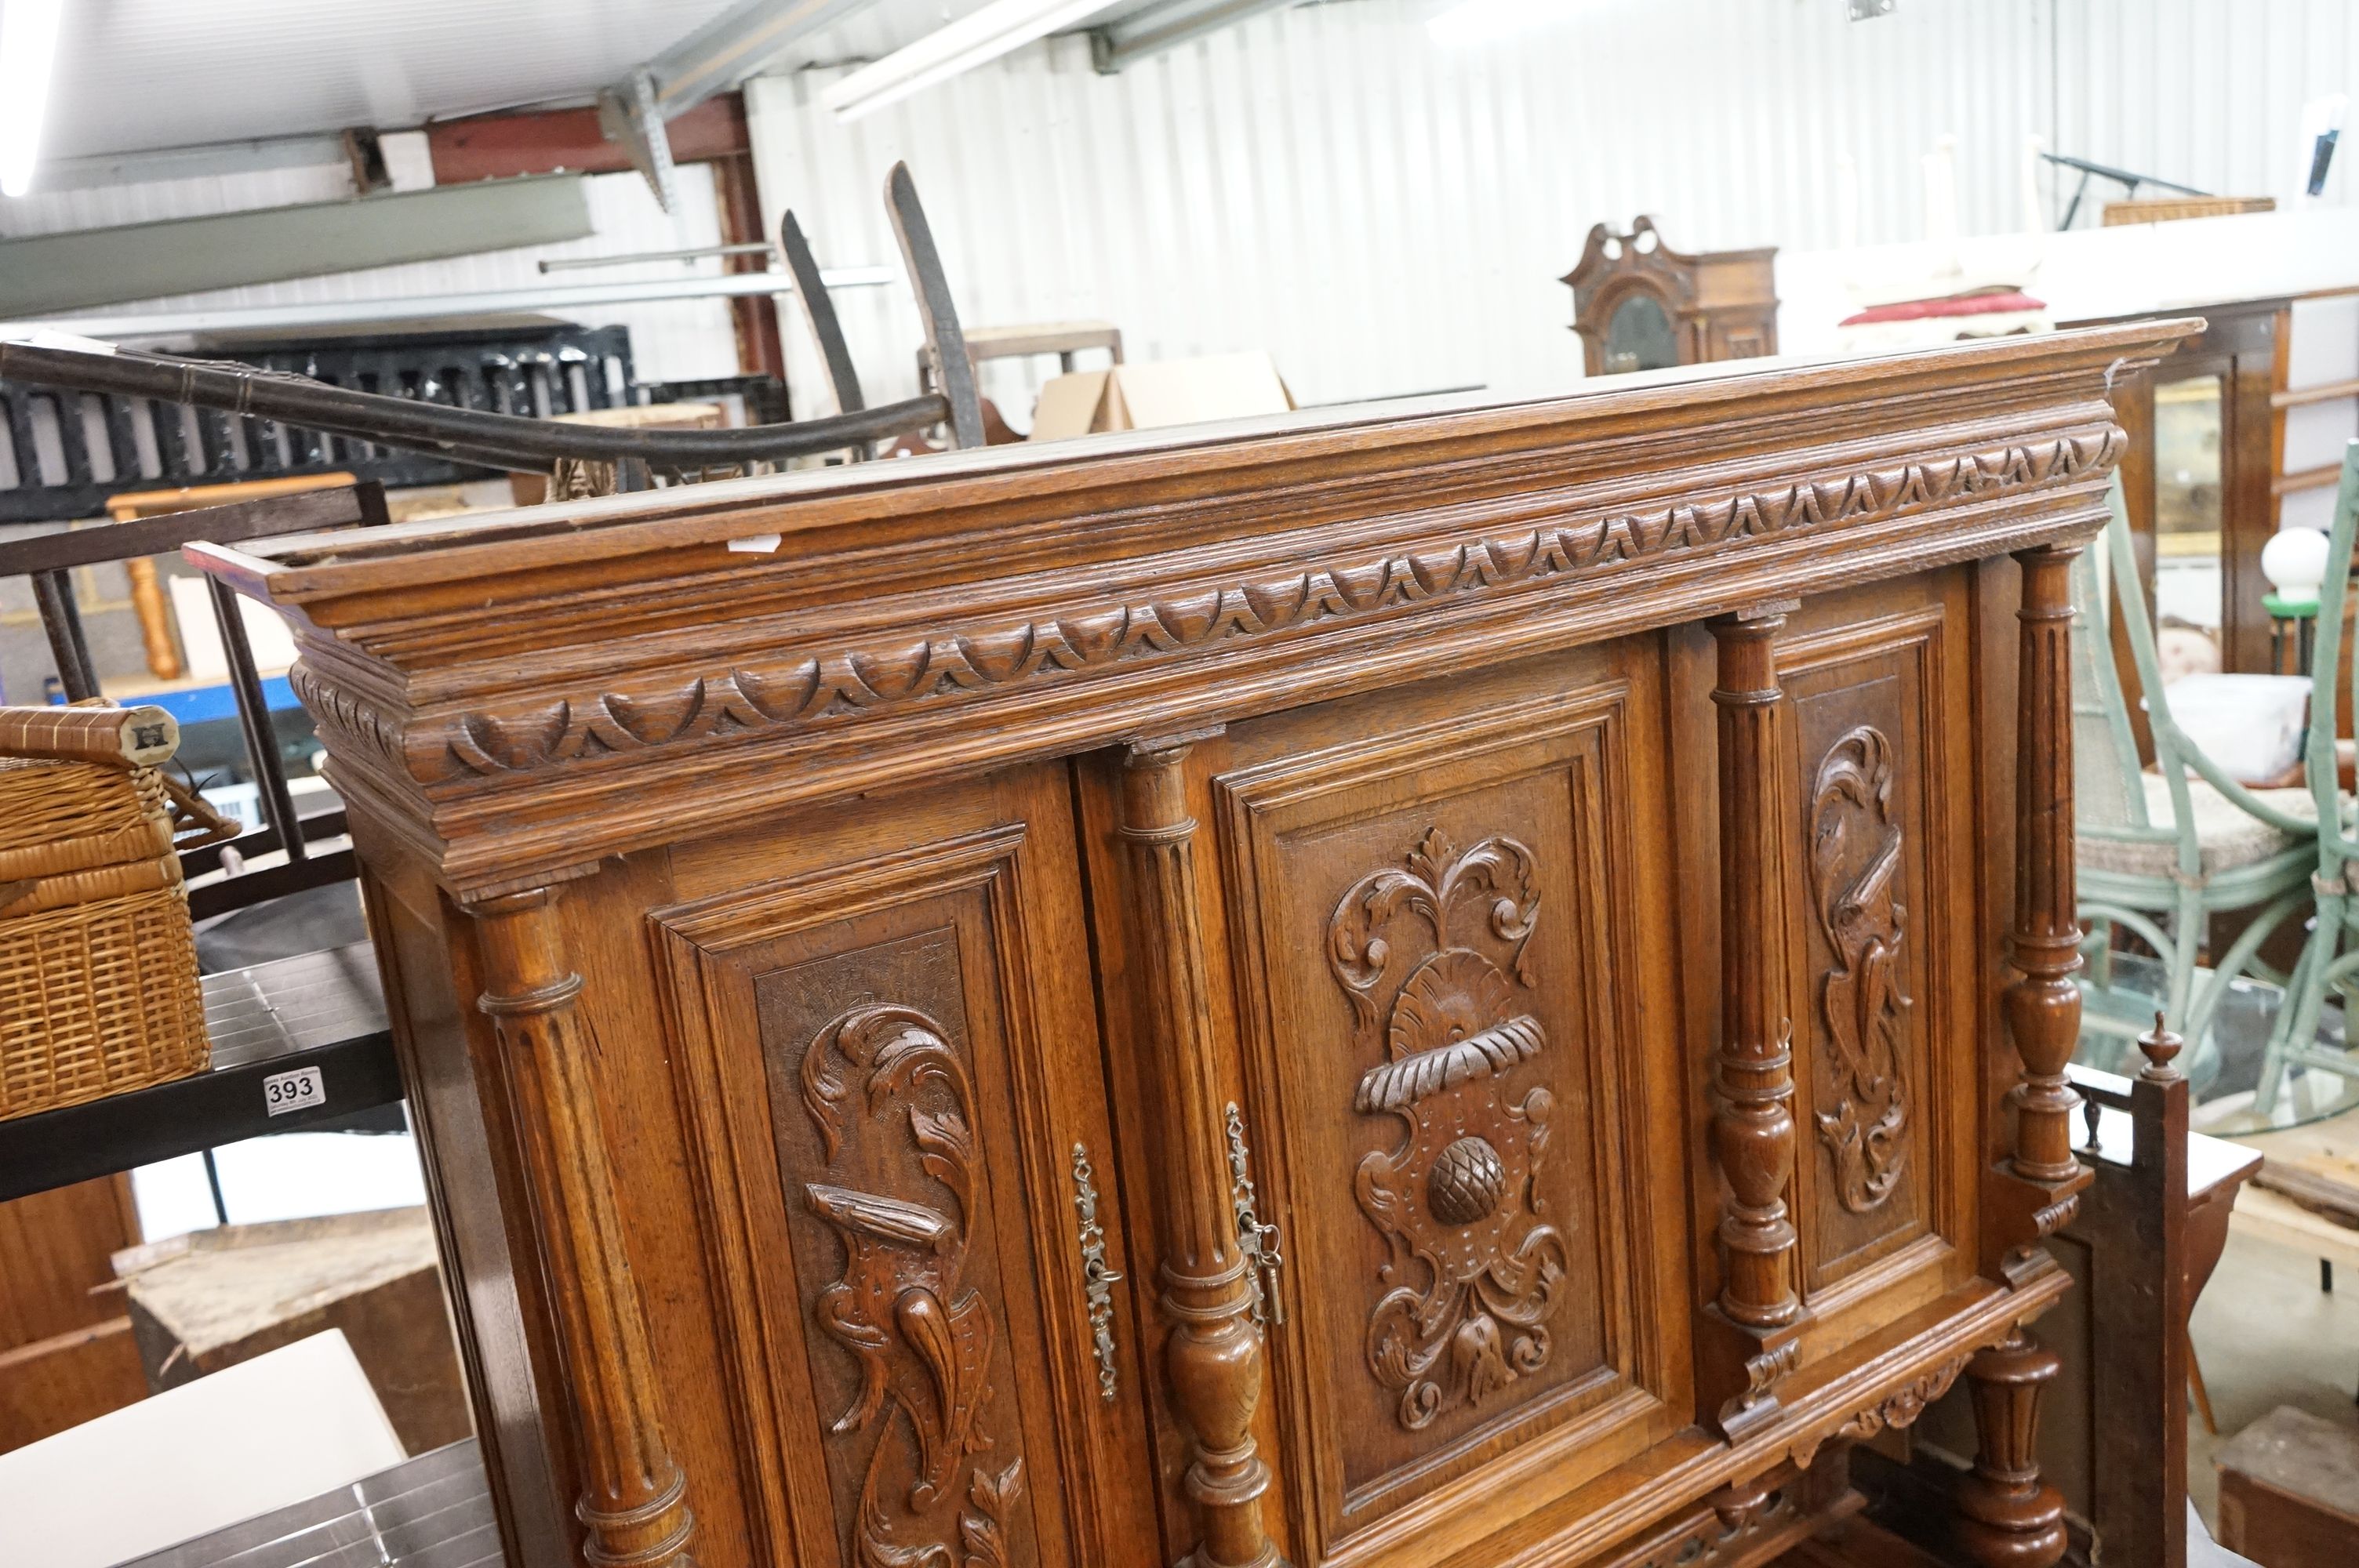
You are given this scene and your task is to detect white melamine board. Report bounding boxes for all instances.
[0,1330,405,1568]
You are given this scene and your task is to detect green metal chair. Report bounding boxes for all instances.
[2255,443,2359,1112]
[2074,477,2321,1065]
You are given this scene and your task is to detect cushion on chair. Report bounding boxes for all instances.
[2076,775,2320,879]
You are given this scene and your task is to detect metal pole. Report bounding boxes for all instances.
[200,1148,230,1225]
[31,568,100,701]
[206,576,306,865]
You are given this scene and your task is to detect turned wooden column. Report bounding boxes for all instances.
[1955,1332,2067,1567]
[1955,543,2089,1568]
[1119,735,1286,1568]
[467,885,697,1568]
[1704,609,1806,1439]
[2005,545,2087,1188]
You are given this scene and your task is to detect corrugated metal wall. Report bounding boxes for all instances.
[3,164,743,384]
[749,0,2359,419]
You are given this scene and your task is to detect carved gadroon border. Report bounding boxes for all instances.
[304,430,2119,789]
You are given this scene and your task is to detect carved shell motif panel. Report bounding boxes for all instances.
[1808,728,1910,1214]
[799,1004,1030,1568]
[1330,828,1570,1430]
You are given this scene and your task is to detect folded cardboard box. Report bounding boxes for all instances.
[1030,350,1293,440]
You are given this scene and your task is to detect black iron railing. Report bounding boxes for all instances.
[1,481,383,919]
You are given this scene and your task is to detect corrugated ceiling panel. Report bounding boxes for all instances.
[751,0,2359,423]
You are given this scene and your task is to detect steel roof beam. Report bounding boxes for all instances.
[601,0,885,207]
[1089,0,1303,74]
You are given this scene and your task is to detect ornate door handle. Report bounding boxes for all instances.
[1226,1102,1286,1327]
[1071,1142,1123,1400]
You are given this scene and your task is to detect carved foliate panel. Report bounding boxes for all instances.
[799,1000,1028,1568]
[1216,677,1679,1552]
[757,925,1051,1568]
[1332,829,1570,1430]
[1808,727,1910,1215]
[657,785,1154,1568]
[1782,604,1964,1304]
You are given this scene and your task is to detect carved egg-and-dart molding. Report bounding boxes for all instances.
[799,1004,1028,1567]
[1809,727,1911,1214]
[381,430,2121,787]
[1332,827,1570,1431]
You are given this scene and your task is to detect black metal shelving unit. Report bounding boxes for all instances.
[0,942,402,1203]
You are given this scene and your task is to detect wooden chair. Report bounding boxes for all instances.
[2074,478,2321,1065]
[2255,441,2359,1114]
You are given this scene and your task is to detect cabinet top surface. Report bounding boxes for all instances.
[187,320,2192,891]
[199,321,2189,601]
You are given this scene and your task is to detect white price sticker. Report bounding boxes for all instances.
[263,1065,325,1116]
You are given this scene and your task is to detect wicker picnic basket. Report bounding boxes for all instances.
[0,703,238,1120]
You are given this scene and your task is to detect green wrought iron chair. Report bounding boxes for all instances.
[2256,443,2359,1113]
[2074,477,2321,1065]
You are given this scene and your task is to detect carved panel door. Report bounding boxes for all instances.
[1209,648,1692,1567]
[1776,578,1980,1351]
[651,764,1158,1568]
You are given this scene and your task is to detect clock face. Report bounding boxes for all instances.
[1603,292,1679,374]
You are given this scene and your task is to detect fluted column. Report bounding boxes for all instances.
[2005,545,2086,1186]
[1703,609,1807,1439]
[1119,736,1285,1568]
[467,885,696,1568]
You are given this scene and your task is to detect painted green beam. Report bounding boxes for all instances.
[0,174,593,318]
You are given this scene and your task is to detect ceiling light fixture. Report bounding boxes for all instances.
[1423,0,1572,48]
[823,0,1119,122]
[0,0,64,198]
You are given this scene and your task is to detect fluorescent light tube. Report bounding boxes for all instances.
[1426,0,1568,46]
[0,0,64,198]
[823,0,1118,122]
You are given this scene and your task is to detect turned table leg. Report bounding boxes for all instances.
[1120,736,1286,1568]
[467,884,698,1568]
[1956,1331,2066,1568]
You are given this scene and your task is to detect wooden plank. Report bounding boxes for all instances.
[2253,1159,2359,1228]
[122,1208,471,1458]
[0,1318,147,1453]
[426,97,748,183]
[2231,1184,2359,1270]
[2272,376,2359,409]
[2274,461,2342,497]
[0,1176,140,1352]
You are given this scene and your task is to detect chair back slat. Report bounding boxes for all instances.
[2071,507,2148,833]
[2306,441,2359,882]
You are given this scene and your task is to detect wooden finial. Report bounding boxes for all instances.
[2136,1011,2184,1084]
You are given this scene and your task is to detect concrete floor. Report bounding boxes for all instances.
[2186,1226,2359,1526]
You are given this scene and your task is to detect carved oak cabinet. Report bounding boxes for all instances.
[192,321,2192,1568]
